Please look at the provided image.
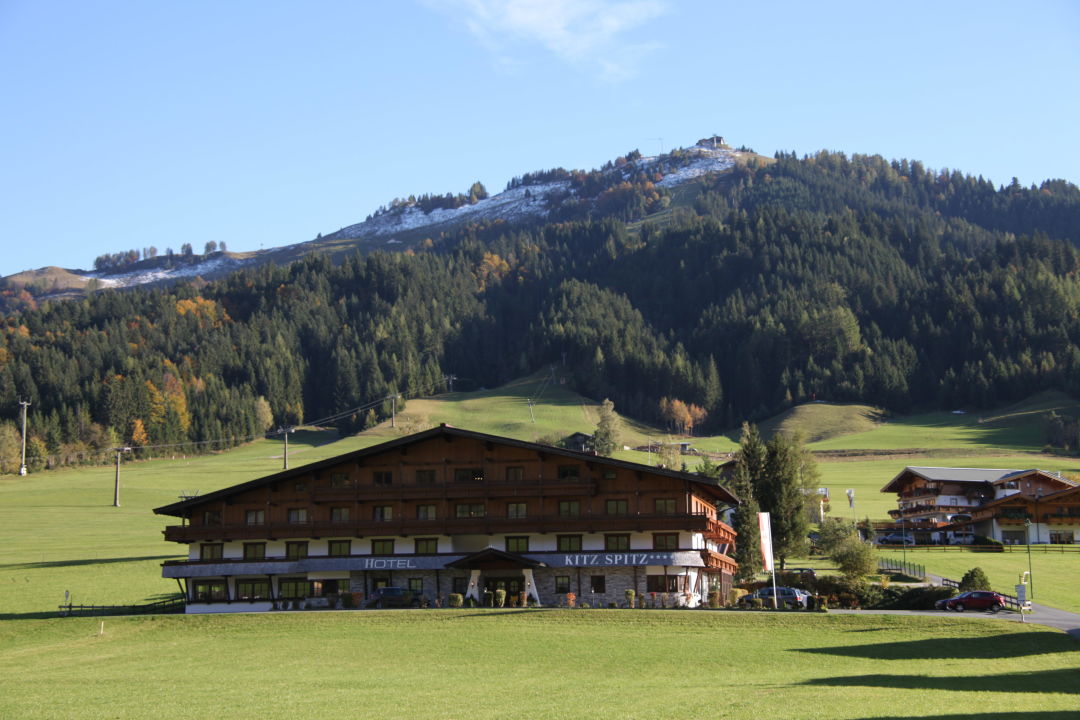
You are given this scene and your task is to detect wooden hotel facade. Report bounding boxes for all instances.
[154,425,739,612]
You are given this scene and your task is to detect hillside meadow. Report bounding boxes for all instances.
[1,610,1078,719]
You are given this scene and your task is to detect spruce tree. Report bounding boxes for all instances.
[760,432,811,570]
[592,398,618,456]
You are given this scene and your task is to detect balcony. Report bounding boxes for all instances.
[700,549,737,573]
[311,477,598,503]
[164,512,723,543]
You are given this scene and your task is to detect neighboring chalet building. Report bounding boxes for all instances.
[154,425,739,613]
[880,467,1080,544]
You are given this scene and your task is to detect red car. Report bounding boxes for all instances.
[938,590,1006,613]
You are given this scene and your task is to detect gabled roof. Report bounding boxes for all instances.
[444,547,546,569]
[881,466,1045,494]
[153,424,738,517]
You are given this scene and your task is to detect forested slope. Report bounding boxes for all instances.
[2,149,1079,471]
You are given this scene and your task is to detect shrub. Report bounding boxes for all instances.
[340,593,355,609]
[836,592,859,609]
[483,590,494,607]
[448,593,464,608]
[625,589,636,608]
[959,567,992,591]
[972,535,1005,552]
[494,589,507,608]
[566,592,576,609]
[831,535,878,579]
[728,588,749,606]
[579,602,591,609]
[750,598,763,609]
[882,585,956,610]
[518,591,527,607]
[708,590,722,609]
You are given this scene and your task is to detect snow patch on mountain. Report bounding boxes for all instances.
[82,255,252,288]
[325,143,742,243]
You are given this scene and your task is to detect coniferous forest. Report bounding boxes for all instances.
[2,150,1080,471]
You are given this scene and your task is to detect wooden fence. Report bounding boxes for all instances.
[58,597,185,617]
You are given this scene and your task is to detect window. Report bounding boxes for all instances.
[557,535,582,552]
[236,579,270,600]
[590,575,606,594]
[372,577,389,590]
[454,468,484,483]
[604,534,630,551]
[330,507,350,523]
[505,536,529,553]
[328,540,351,557]
[374,471,393,487]
[506,466,524,482]
[285,541,308,559]
[557,464,580,480]
[294,480,307,492]
[200,543,223,561]
[408,578,424,594]
[606,499,628,516]
[245,509,265,525]
[415,538,438,554]
[653,533,679,550]
[330,472,350,488]
[455,503,485,518]
[416,469,437,484]
[373,505,393,521]
[554,576,571,594]
[646,575,682,593]
[654,498,677,515]
[278,577,307,599]
[452,577,468,595]
[558,500,580,517]
[287,508,308,524]
[243,543,265,561]
[203,510,221,525]
[192,580,227,602]
[417,504,437,520]
[507,502,527,519]
[371,539,394,555]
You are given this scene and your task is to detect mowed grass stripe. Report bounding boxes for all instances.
[0,611,1077,719]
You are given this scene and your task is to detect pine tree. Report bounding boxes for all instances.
[593,398,618,456]
[759,432,811,569]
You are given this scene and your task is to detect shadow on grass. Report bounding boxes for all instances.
[797,633,1078,660]
[0,611,63,621]
[802,667,1080,694]
[866,715,1080,720]
[1,554,180,570]
[448,608,560,619]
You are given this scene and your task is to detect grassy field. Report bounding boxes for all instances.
[878,547,1080,614]
[1,611,1077,719]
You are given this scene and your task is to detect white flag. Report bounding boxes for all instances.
[758,511,774,573]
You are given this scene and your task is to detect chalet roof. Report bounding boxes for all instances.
[444,547,546,569]
[153,424,738,517]
[882,466,1021,493]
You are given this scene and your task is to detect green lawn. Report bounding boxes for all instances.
[878,547,1080,614]
[1,611,1077,719]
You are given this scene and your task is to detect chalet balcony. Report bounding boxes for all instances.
[163,512,725,543]
[311,477,598,503]
[700,549,737,573]
[888,503,977,519]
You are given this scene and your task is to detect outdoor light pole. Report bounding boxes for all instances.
[1024,518,1034,600]
[112,446,131,507]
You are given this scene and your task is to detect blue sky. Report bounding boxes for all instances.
[1,0,1077,276]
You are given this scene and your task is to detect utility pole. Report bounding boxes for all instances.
[113,446,131,507]
[527,399,536,424]
[18,398,30,476]
[279,426,293,470]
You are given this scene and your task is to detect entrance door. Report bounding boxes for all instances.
[485,577,523,595]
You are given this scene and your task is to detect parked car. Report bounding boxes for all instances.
[877,534,915,545]
[364,587,421,609]
[935,590,1006,613]
[739,586,811,609]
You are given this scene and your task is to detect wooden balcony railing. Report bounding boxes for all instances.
[164,512,724,543]
[311,477,598,503]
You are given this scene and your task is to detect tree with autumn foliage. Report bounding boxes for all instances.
[658,397,707,435]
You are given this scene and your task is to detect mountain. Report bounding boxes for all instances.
[0,137,756,308]
[2,137,1080,474]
